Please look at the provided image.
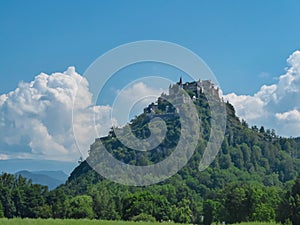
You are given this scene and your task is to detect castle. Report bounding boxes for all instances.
[143,78,221,116]
[169,77,220,99]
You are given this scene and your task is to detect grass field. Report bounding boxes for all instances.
[0,219,282,225]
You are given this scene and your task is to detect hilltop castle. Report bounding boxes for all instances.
[169,77,220,99]
[144,78,221,115]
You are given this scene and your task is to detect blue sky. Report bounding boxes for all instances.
[1,1,300,173]
[1,0,299,95]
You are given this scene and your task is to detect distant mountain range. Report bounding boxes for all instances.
[15,170,68,190]
[0,158,77,175]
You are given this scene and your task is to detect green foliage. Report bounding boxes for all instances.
[123,191,172,221]
[0,201,4,218]
[252,203,275,222]
[290,175,300,225]
[65,195,94,219]
[131,213,156,222]
[88,183,120,220]
[223,184,249,223]
[203,199,221,225]
[173,199,192,224]
[278,174,300,225]
[0,218,181,225]
[46,189,68,218]
[0,173,48,218]
[0,218,282,225]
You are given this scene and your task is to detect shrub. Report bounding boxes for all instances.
[131,213,156,222]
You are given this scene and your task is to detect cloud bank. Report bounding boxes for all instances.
[225,50,300,137]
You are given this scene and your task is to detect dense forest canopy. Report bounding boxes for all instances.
[1,80,300,224]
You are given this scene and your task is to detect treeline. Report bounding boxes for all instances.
[0,171,300,225]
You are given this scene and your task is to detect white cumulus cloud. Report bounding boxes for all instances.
[0,67,112,161]
[0,68,167,161]
[225,50,300,137]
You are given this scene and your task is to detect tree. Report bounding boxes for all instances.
[203,199,221,225]
[46,189,67,218]
[23,184,48,218]
[66,195,94,219]
[0,186,16,218]
[174,199,192,224]
[252,203,275,222]
[89,185,119,220]
[0,173,16,218]
[223,184,250,223]
[36,204,52,218]
[290,175,300,225]
[0,201,4,218]
[259,126,265,134]
[123,191,172,221]
[248,185,280,222]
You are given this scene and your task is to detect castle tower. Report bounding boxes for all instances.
[177,77,183,88]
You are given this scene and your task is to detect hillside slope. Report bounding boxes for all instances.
[59,80,300,224]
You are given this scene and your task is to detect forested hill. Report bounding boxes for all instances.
[68,80,300,187]
[58,80,300,224]
[1,80,300,224]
